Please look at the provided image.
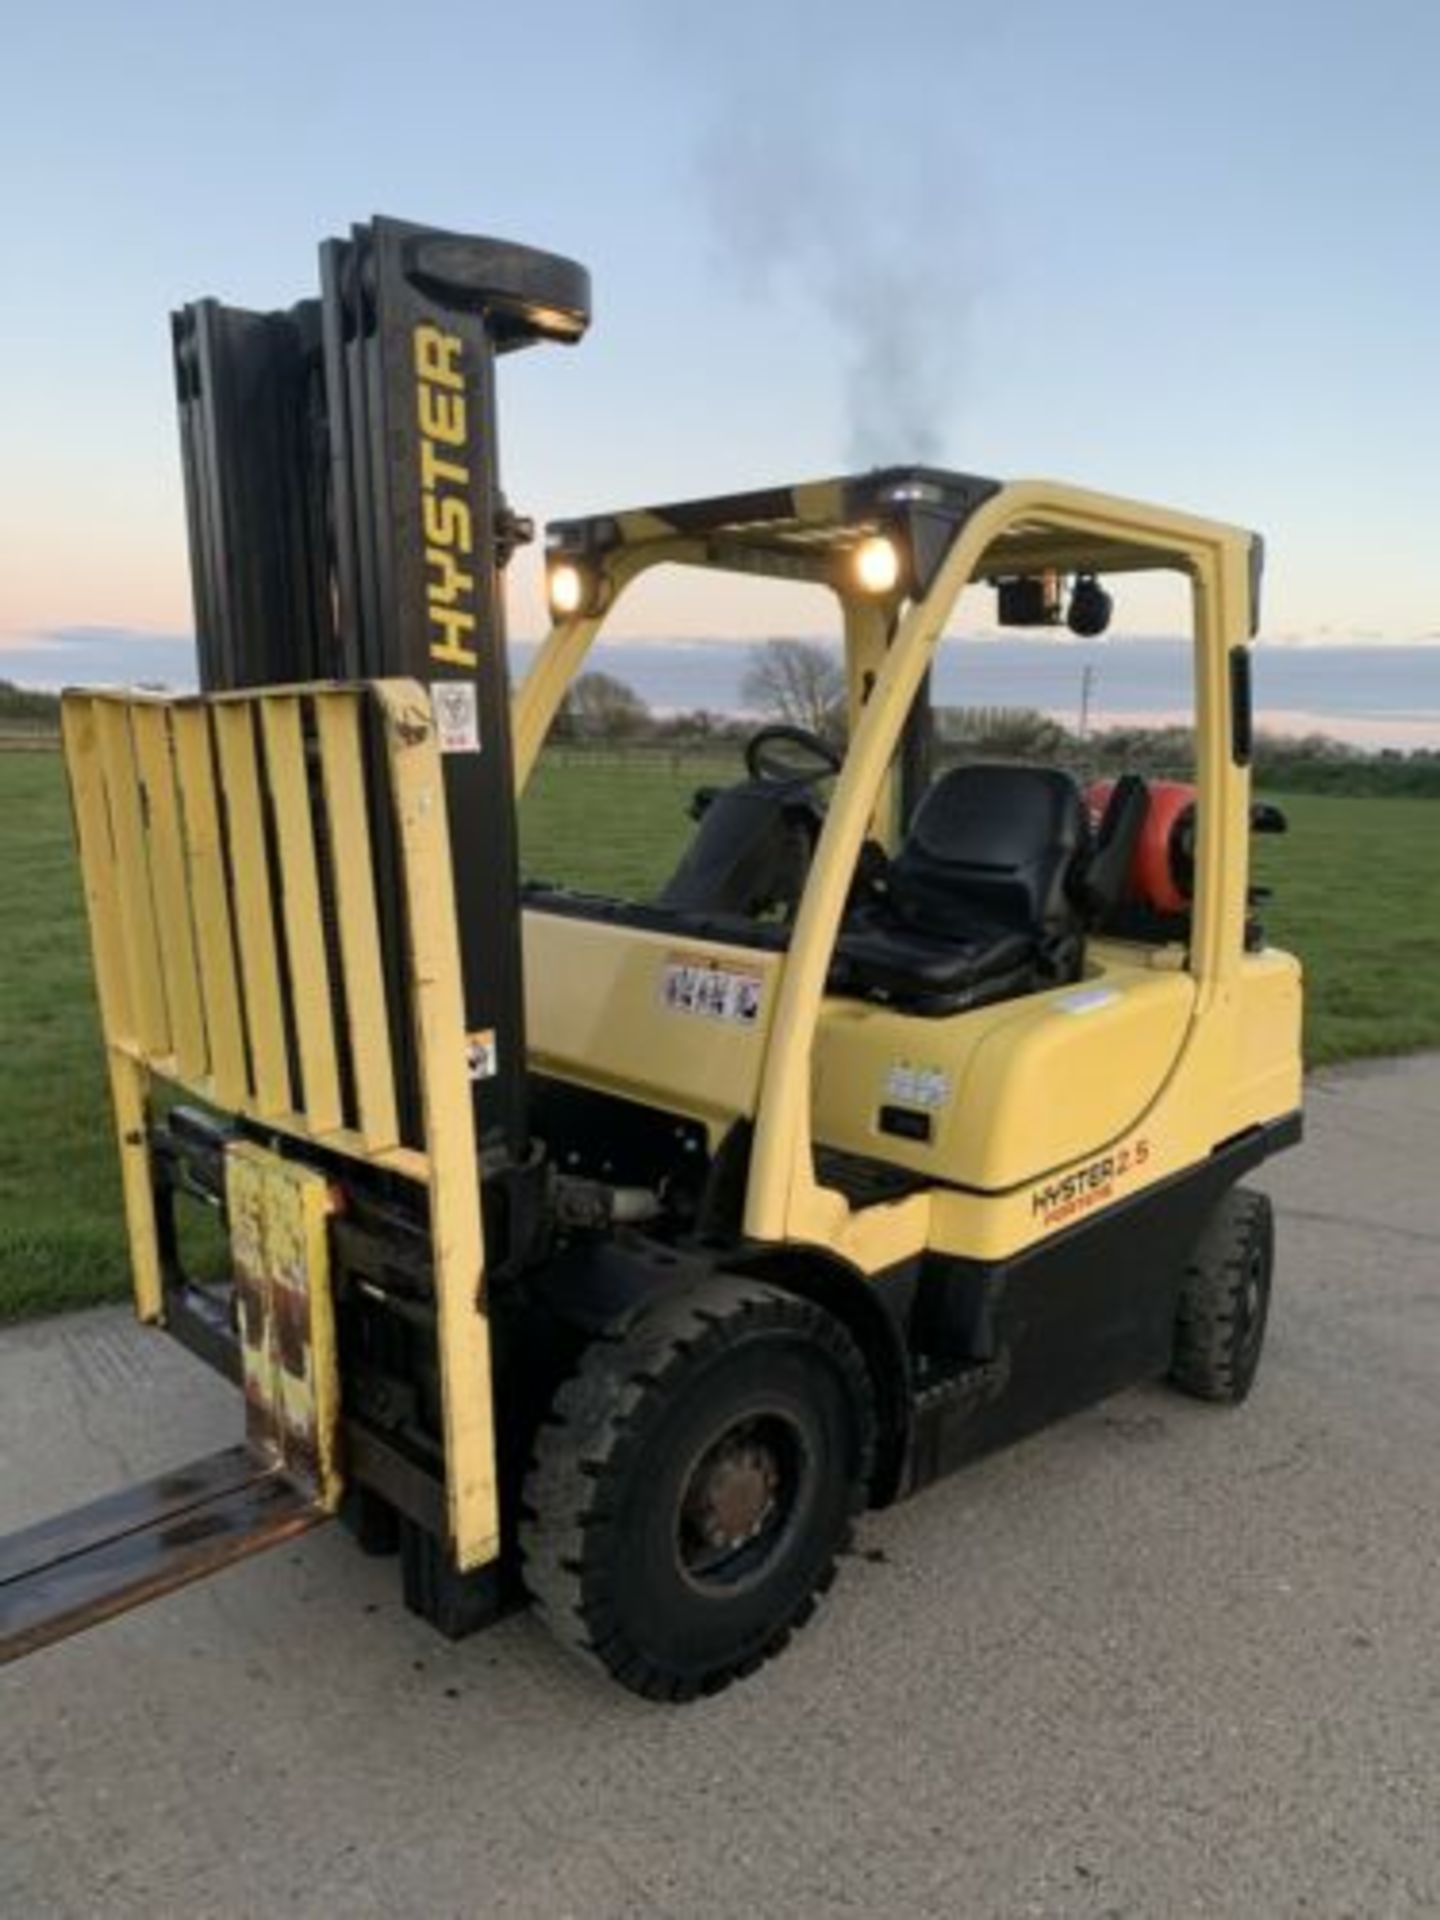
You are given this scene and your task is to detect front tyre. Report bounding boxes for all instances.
[1170,1186,1274,1404]
[521,1277,876,1702]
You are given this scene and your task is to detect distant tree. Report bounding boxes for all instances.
[931,696,1440,797]
[0,680,60,725]
[741,640,846,741]
[651,708,745,743]
[558,671,651,741]
[1084,723,1195,778]
[938,705,1071,761]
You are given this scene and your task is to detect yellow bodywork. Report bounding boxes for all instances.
[524,912,781,1139]
[517,476,1303,1276]
[62,681,499,1572]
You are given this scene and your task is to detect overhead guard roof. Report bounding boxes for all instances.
[546,464,1255,587]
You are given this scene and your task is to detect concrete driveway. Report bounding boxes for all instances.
[3,1056,1438,1918]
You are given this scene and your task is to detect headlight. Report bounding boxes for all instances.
[853,535,901,595]
[547,561,587,618]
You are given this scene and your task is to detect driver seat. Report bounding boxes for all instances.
[832,763,1087,1014]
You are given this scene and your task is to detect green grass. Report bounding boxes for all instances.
[1,748,1436,1322]
[1251,790,1440,1065]
[0,754,134,1318]
[519,746,742,897]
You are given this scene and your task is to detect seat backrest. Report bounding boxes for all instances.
[888,763,1086,939]
[657,780,818,918]
[1081,773,1150,922]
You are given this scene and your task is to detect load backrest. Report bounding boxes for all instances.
[61,680,499,1572]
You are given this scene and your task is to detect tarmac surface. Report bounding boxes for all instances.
[2,1054,1438,1918]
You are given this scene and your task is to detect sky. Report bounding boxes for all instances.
[2,0,1438,685]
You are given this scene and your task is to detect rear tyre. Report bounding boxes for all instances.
[521,1277,875,1702]
[1170,1186,1274,1404]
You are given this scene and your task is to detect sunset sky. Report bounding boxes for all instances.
[2,0,1438,685]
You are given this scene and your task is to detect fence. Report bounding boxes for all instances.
[0,721,61,751]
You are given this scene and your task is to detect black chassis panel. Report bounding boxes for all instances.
[898,1115,1302,1495]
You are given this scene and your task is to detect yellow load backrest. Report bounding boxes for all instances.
[61,680,499,1571]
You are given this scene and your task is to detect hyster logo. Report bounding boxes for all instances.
[1031,1137,1150,1229]
[413,323,478,671]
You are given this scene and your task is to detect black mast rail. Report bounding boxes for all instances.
[171,299,331,691]
[171,217,591,1179]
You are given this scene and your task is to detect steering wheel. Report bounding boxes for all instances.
[745,723,842,785]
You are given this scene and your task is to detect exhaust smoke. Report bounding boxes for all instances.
[693,66,980,468]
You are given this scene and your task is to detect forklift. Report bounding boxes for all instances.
[0,217,1302,1700]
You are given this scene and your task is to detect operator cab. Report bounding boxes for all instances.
[515,463,1279,1237]
[521,466,1191,1023]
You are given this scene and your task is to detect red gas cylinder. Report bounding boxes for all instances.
[1085,778,1197,915]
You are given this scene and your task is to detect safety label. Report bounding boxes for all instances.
[1056,986,1121,1016]
[660,955,764,1026]
[884,1062,952,1110]
[466,1028,498,1081]
[432,681,481,754]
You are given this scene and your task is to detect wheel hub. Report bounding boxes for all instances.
[688,1439,780,1551]
[675,1411,810,1590]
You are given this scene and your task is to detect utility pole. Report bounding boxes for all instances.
[1078,663,1098,741]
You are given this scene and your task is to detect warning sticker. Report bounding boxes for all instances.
[884,1062,952,1110]
[1056,986,1121,1016]
[660,955,764,1026]
[466,1028,498,1081]
[432,682,481,755]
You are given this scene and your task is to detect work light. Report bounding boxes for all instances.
[547,560,587,618]
[853,535,901,595]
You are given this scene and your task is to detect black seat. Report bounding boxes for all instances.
[833,763,1088,1013]
[657,779,821,920]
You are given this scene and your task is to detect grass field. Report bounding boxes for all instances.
[1,747,1436,1321]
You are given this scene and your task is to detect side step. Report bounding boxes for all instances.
[0,1445,326,1665]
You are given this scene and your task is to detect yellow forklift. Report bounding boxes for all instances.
[0,217,1302,1699]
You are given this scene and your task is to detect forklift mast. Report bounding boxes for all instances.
[172,217,591,1167]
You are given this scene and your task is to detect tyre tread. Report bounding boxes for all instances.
[1171,1185,1273,1403]
[521,1276,875,1700]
